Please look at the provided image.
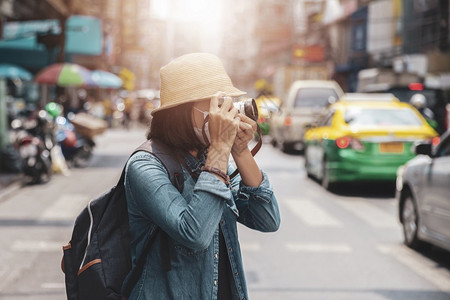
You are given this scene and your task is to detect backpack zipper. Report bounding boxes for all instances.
[79,200,94,270]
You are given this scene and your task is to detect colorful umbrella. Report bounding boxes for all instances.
[0,63,33,80]
[91,70,123,89]
[35,63,96,87]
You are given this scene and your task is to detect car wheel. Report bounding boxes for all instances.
[282,142,293,153]
[270,137,278,147]
[73,144,93,168]
[321,158,335,191]
[401,193,426,249]
[304,148,314,179]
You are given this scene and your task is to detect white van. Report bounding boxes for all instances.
[269,80,344,152]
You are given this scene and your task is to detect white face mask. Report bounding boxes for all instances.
[193,107,210,144]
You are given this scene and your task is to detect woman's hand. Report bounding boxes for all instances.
[205,93,239,174]
[231,113,262,187]
[231,114,257,157]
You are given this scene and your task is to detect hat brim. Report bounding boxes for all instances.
[151,89,246,115]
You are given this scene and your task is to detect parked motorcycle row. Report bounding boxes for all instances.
[6,103,96,185]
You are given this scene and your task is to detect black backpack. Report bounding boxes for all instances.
[61,139,184,300]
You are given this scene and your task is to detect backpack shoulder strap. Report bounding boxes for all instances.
[122,139,182,297]
[132,139,184,193]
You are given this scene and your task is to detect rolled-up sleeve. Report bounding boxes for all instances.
[232,170,281,232]
[125,152,231,250]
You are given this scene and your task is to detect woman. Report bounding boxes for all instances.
[124,53,280,299]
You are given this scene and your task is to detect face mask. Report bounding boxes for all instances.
[193,107,210,145]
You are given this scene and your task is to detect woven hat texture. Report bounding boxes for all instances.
[152,53,245,115]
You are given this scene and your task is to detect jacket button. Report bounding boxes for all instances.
[214,253,218,259]
[235,271,239,276]
[214,280,217,286]
[228,247,232,252]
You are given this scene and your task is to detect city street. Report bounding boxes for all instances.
[0,126,449,300]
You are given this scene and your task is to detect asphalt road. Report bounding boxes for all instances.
[0,126,449,300]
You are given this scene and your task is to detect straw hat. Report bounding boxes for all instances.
[152,53,246,115]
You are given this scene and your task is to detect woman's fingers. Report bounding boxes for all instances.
[237,114,257,132]
[219,96,238,117]
[210,92,226,113]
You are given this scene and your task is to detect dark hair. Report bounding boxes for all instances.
[147,102,205,153]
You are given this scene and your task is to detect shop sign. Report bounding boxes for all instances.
[65,16,102,55]
[292,45,325,62]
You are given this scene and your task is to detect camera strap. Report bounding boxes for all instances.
[229,125,262,179]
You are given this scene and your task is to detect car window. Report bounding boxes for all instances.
[436,136,450,157]
[319,111,334,127]
[294,88,338,108]
[344,108,423,126]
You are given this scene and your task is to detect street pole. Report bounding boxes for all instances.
[0,78,8,149]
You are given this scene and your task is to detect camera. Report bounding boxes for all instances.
[220,96,259,122]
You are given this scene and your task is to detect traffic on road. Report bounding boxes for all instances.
[0,126,449,300]
[0,1,450,299]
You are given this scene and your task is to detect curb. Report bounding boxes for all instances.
[0,175,23,202]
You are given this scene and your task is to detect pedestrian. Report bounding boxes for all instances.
[123,53,281,299]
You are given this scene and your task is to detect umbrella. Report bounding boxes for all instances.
[91,70,123,89]
[0,64,33,80]
[35,63,96,87]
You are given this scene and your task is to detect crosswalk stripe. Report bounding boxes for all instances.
[41,282,66,289]
[378,245,450,292]
[11,240,61,252]
[286,242,352,253]
[240,243,262,252]
[284,199,343,227]
[39,194,88,221]
[335,199,398,228]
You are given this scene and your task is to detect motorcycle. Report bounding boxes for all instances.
[10,116,52,184]
[54,116,95,168]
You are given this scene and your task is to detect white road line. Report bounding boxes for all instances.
[378,244,450,292]
[240,243,262,252]
[41,282,66,289]
[336,199,398,228]
[286,242,352,253]
[39,194,88,221]
[11,240,62,252]
[284,199,343,227]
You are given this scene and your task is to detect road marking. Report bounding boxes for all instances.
[284,199,343,227]
[378,245,450,292]
[41,282,65,289]
[39,194,88,221]
[11,240,62,252]
[286,242,352,253]
[241,242,261,252]
[336,199,398,228]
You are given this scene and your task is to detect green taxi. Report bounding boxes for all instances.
[304,93,439,190]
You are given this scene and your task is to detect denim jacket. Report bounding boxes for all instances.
[123,150,281,300]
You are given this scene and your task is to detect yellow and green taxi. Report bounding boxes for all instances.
[304,93,439,190]
[255,95,281,136]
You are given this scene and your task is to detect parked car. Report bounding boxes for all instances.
[304,94,439,191]
[269,80,344,152]
[396,130,450,252]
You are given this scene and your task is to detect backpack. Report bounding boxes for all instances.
[61,139,184,300]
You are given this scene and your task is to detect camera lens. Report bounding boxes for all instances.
[219,96,258,121]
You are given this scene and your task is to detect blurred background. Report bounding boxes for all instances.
[0,1,450,300]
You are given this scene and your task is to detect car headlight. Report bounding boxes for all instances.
[396,165,405,192]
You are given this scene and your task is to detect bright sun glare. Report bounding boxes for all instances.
[151,0,222,23]
[151,0,224,53]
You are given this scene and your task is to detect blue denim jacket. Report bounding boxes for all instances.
[124,150,280,300]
